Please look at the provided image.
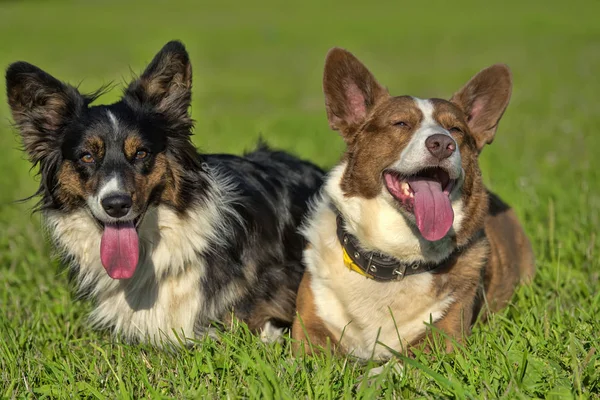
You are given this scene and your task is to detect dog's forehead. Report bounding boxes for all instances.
[378,96,464,125]
[375,96,421,118]
[428,98,465,120]
[80,106,138,144]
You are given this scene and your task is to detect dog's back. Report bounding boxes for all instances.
[201,146,324,332]
[479,191,535,318]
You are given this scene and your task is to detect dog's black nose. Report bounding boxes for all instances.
[101,194,133,218]
[425,134,456,160]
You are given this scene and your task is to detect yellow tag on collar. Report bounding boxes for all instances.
[342,247,373,279]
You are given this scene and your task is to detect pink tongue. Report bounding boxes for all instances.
[408,178,454,242]
[100,221,139,279]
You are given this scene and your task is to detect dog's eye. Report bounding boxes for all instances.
[135,149,149,160]
[80,153,95,164]
[449,127,463,134]
[393,121,409,128]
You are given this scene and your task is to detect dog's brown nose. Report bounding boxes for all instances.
[425,134,456,160]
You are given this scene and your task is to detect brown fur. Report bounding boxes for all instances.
[124,49,193,130]
[123,135,143,159]
[132,152,168,207]
[293,48,535,359]
[159,158,183,209]
[54,138,178,215]
[291,271,338,355]
[56,161,95,207]
[449,64,512,152]
[478,192,536,315]
[340,96,423,198]
[6,64,90,169]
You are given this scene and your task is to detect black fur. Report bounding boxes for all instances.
[198,147,324,330]
[6,40,324,341]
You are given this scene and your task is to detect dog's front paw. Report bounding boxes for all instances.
[259,321,284,344]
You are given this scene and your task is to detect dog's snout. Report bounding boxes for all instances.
[425,134,456,160]
[101,194,132,218]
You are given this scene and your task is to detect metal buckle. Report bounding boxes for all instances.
[392,264,407,281]
[367,253,377,273]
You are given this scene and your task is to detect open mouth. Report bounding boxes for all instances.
[93,212,145,230]
[92,211,146,280]
[383,167,456,242]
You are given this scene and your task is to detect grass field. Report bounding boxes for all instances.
[1,0,599,398]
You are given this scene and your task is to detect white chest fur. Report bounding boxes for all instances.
[44,202,223,345]
[301,165,459,359]
[305,211,455,359]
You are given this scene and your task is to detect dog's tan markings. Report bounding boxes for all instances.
[56,161,100,208]
[123,135,143,159]
[129,152,182,211]
[128,50,192,120]
[56,161,85,206]
[158,154,183,208]
[292,271,338,356]
[132,152,168,207]
[83,136,105,159]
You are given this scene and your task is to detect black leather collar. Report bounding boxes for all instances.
[335,213,450,282]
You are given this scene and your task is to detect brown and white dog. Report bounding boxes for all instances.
[291,48,535,360]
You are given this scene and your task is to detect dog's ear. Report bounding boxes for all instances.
[323,48,388,140]
[124,40,192,126]
[450,64,512,152]
[6,62,86,165]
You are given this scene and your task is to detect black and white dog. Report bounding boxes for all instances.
[6,41,323,345]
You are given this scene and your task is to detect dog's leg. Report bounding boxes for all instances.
[291,272,337,356]
[414,298,475,354]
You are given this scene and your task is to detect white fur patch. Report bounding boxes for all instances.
[45,171,240,346]
[323,164,464,263]
[300,164,460,360]
[107,110,119,132]
[391,98,462,179]
[86,175,128,222]
[259,321,284,344]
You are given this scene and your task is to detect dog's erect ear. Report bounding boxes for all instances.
[450,64,512,152]
[124,41,192,125]
[323,48,388,139]
[6,62,86,165]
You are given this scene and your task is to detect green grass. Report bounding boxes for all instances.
[1,0,599,398]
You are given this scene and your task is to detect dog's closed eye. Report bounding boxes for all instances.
[393,121,410,128]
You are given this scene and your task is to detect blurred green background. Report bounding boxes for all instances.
[1,0,599,397]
